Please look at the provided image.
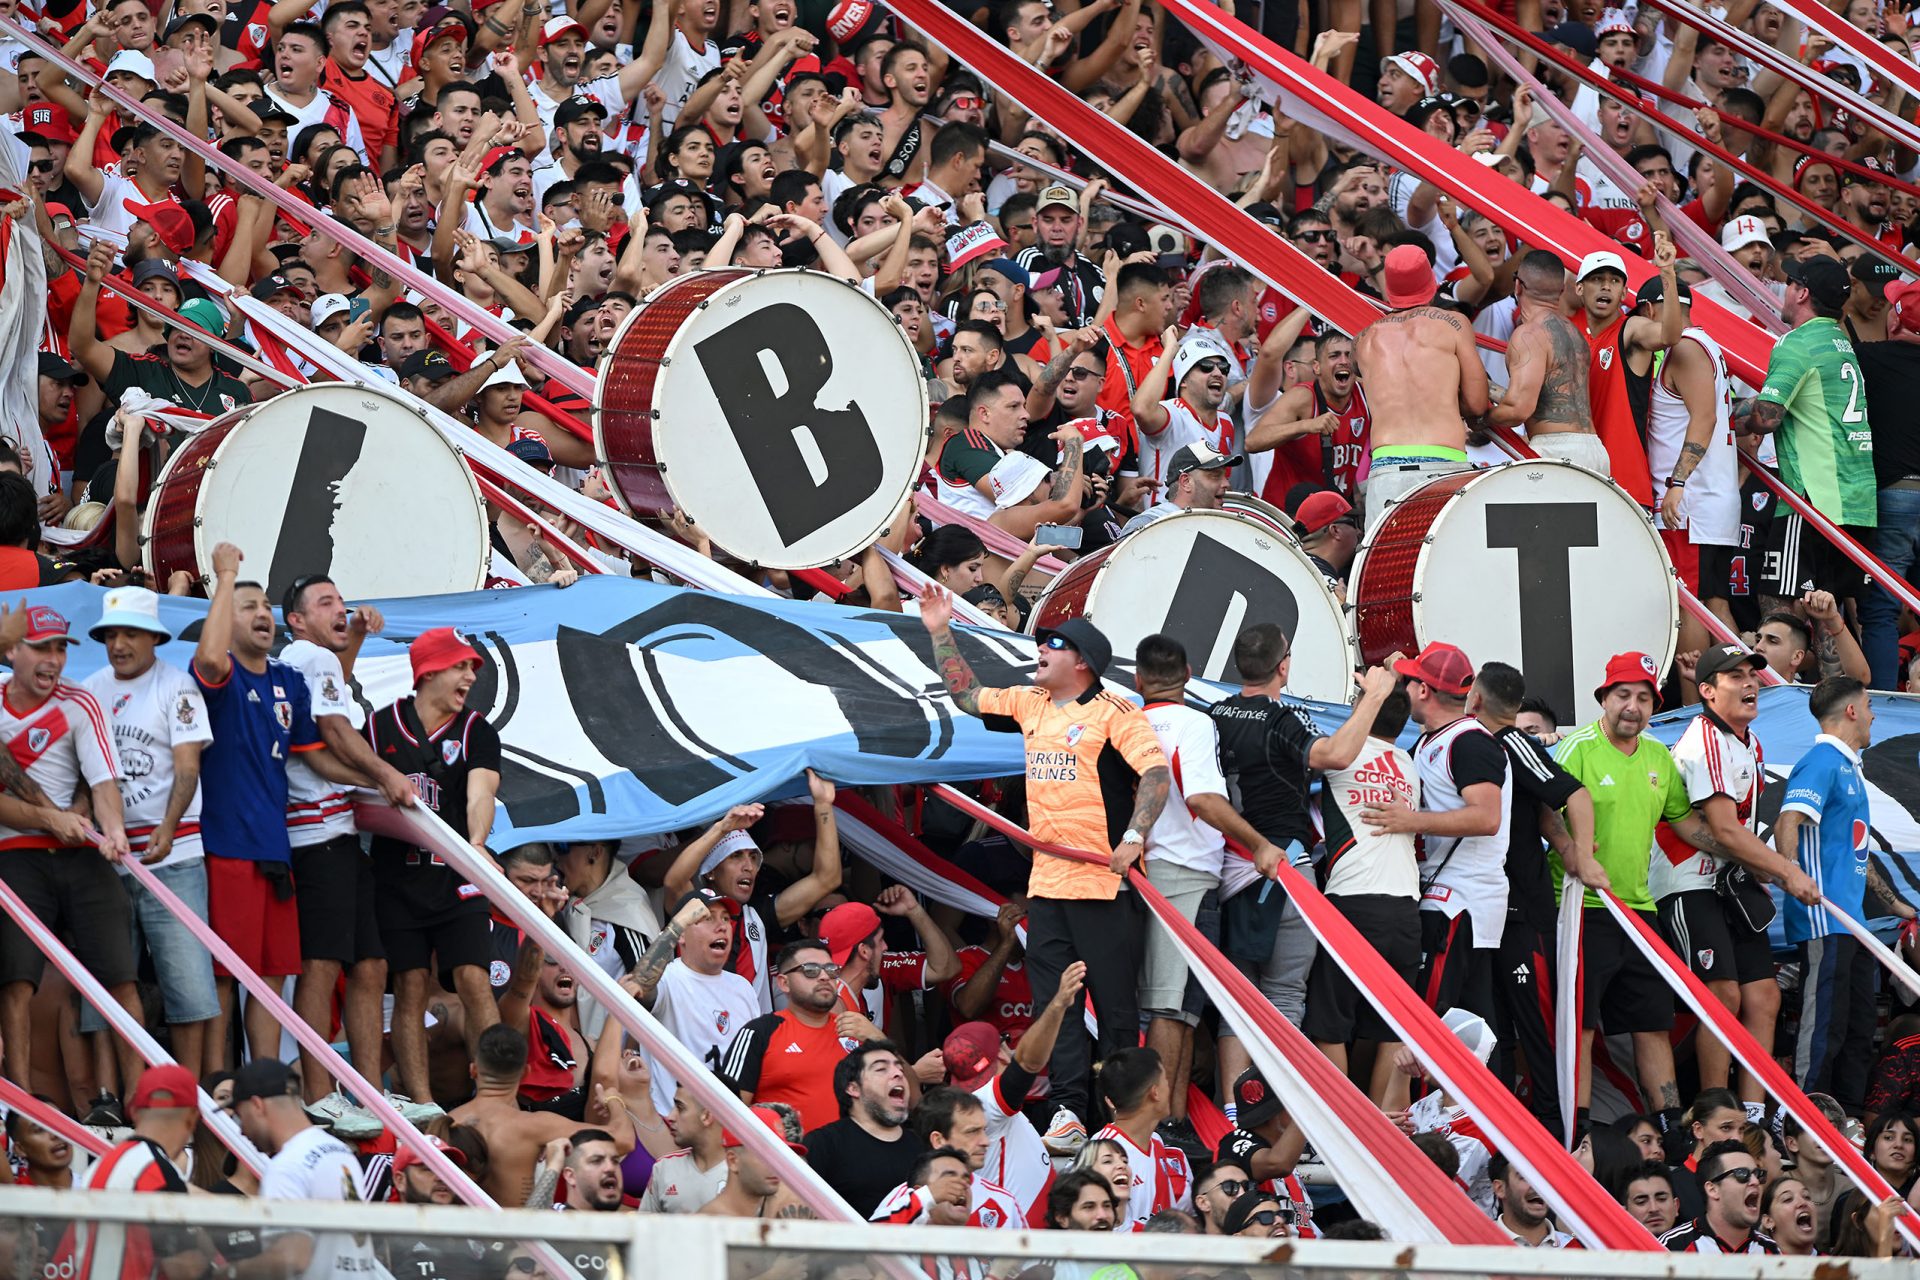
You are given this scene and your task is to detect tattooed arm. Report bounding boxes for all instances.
[919,586,983,716]
[1868,859,1919,920]
[1487,323,1545,427]
[628,895,712,1005]
[1110,766,1172,875]
[1732,396,1785,435]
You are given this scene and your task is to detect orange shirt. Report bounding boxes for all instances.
[974,684,1169,901]
[322,58,398,160]
[1098,315,1163,416]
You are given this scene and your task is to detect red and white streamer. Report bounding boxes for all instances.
[832,792,1009,918]
[1771,0,1920,104]
[1820,896,1920,1004]
[912,493,1069,575]
[1555,890,1582,1146]
[0,1074,113,1158]
[1598,889,1920,1251]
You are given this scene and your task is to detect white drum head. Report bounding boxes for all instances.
[1050,511,1353,701]
[164,382,488,602]
[652,271,928,569]
[1408,459,1678,726]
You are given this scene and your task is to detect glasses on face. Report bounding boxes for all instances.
[781,961,842,979]
[1208,1178,1250,1198]
[1714,1166,1762,1185]
[1294,229,1336,243]
[29,158,56,174]
[949,95,984,109]
[1193,359,1229,374]
[1041,635,1075,651]
[506,1259,541,1276]
[1244,1209,1283,1226]
[975,298,1006,311]
[1064,366,1100,381]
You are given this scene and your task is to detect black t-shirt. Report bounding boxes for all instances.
[1854,338,1920,487]
[803,1119,928,1218]
[1494,725,1584,931]
[76,350,250,486]
[364,697,502,911]
[1209,694,1321,848]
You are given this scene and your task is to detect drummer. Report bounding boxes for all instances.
[1119,443,1239,535]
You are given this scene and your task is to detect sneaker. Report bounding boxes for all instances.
[385,1091,446,1124]
[330,1103,385,1142]
[1156,1114,1210,1164]
[304,1091,354,1127]
[1043,1105,1087,1156]
[82,1092,125,1128]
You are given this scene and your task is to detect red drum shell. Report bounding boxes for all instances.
[1026,541,1120,633]
[141,408,249,588]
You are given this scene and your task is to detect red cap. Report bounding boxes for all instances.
[826,0,874,42]
[128,200,195,254]
[409,627,481,685]
[1887,280,1920,336]
[22,605,71,644]
[23,102,77,144]
[819,901,880,966]
[478,145,518,176]
[1594,651,1663,707]
[43,202,75,221]
[129,1064,198,1116]
[393,1135,468,1173]
[540,14,588,46]
[1393,641,1474,696]
[1293,490,1354,536]
[1382,243,1436,308]
[722,1104,807,1154]
[411,24,463,66]
[942,1020,1001,1083]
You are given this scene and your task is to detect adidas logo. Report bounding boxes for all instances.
[1352,754,1410,787]
[1512,963,1530,982]
[783,1042,806,1053]
[1598,774,1615,786]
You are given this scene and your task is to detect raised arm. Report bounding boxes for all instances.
[919,585,984,716]
[1305,665,1397,770]
[192,541,243,685]
[1129,327,1179,432]
[771,770,844,926]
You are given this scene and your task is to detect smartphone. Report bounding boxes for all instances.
[347,296,372,325]
[1155,251,1187,272]
[1034,524,1083,550]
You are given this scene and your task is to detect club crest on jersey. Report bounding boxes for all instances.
[1599,347,1614,370]
[26,727,48,753]
[978,1206,1001,1229]
[1698,948,1714,969]
[275,700,292,730]
[247,21,267,46]
[490,960,511,986]
[442,739,462,766]
[1065,724,1084,747]
[715,1009,731,1036]
[590,923,610,954]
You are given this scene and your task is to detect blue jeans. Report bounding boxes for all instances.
[1860,485,1920,689]
[78,859,220,1031]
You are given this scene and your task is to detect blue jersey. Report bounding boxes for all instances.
[192,655,321,863]
[1778,735,1870,943]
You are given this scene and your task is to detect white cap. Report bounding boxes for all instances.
[309,293,352,328]
[1575,250,1628,282]
[987,452,1049,509]
[106,50,157,81]
[480,359,530,390]
[1442,1007,1498,1064]
[1173,331,1235,389]
[699,828,758,878]
[1721,214,1771,252]
[541,14,588,45]
[1383,51,1440,95]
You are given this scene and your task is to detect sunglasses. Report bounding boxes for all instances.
[781,961,842,979]
[1713,1167,1763,1185]
[948,94,984,109]
[1192,359,1229,374]
[1208,1179,1250,1198]
[1243,1209,1283,1226]
[1041,635,1075,651]
[1294,229,1337,243]
[29,158,57,174]
[1063,366,1101,381]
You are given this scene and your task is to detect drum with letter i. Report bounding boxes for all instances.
[141,382,489,603]
[595,268,928,569]
[1349,458,1679,726]
[1029,510,1353,702]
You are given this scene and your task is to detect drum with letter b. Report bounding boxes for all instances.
[1349,459,1678,726]
[1029,510,1353,702]
[141,382,489,603]
[596,268,928,569]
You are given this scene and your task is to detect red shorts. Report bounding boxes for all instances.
[1660,527,1702,596]
[206,856,303,977]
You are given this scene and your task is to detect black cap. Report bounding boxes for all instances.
[667,886,725,919]
[1695,642,1767,685]
[1232,1067,1285,1128]
[230,1057,299,1106]
[963,583,1008,609]
[1544,20,1598,59]
[1783,255,1850,309]
[563,294,602,327]
[256,106,300,128]
[1243,201,1285,229]
[250,272,299,300]
[1851,255,1900,297]
[1634,272,1692,309]
[555,96,608,128]
[163,11,217,41]
[398,349,456,382]
[1034,616,1113,679]
[38,352,86,386]
[1842,155,1886,187]
[1167,442,1242,482]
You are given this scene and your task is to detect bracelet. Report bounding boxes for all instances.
[1667,477,1685,488]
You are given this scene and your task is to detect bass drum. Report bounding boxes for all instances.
[1349,458,1678,726]
[596,268,928,569]
[141,382,489,602]
[1029,510,1353,701]
[1219,491,1300,541]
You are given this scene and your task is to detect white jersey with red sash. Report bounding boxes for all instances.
[1093,1123,1192,1229]
[1257,1172,1320,1239]
[0,676,117,850]
[1137,399,1232,494]
[972,1068,1052,1224]
[1408,1091,1493,1214]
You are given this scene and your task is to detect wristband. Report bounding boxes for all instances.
[1667,477,1685,488]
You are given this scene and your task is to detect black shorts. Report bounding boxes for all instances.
[1657,890,1773,986]
[1581,906,1675,1033]
[382,903,490,976]
[0,848,136,988]
[1761,508,1870,600]
[292,834,385,965]
[1417,908,1494,1016]
[1304,894,1418,1043]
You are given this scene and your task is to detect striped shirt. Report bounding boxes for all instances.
[1652,712,1762,901]
[80,1137,193,1280]
[0,678,118,851]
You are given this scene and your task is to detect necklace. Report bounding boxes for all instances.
[165,363,226,415]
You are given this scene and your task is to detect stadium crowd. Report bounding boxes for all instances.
[6,0,1920,1270]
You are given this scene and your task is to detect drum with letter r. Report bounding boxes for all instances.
[141,382,488,603]
[1348,458,1678,726]
[1029,510,1352,701]
[595,268,928,569]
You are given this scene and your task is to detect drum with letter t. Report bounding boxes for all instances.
[141,382,489,602]
[1349,458,1679,726]
[595,268,928,569]
[1029,510,1353,702]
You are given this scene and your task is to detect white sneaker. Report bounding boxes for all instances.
[1043,1106,1087,1156]
[384,1091,446,1124]
[304,1091,353,1127]
[330,1103,385,1141]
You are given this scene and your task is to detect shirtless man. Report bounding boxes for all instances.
[1485,250,1600,465]
[1353,243,1491,531]
[698,1104,810,1217]
[451,1022,637,1204]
